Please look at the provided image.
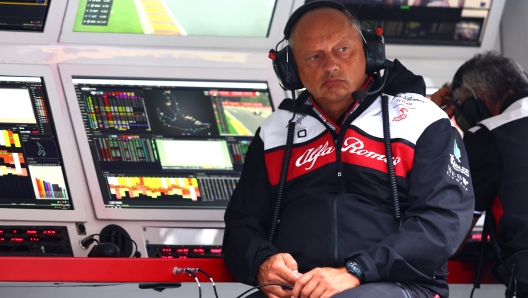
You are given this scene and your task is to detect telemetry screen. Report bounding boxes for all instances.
[313,0,494,47]
[0,76,72,210]
[73,0,277,38]
[73,78,273,209]
[0,0,51,32]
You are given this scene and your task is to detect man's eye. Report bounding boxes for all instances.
[339,47,349,52]
[308,55,319,60]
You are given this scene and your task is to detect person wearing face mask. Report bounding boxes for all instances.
[431,51,528,298]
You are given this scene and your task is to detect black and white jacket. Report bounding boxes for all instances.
[464,91,528,258]
[223,60,474,297]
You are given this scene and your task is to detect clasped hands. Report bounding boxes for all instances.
[257,253,360,298]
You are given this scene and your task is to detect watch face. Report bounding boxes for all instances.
[347,261,363,275]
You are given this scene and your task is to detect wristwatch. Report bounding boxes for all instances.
[346,260,365,284]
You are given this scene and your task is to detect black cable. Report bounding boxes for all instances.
[184,268,202,298]
[472,212,492,297]
[470,287,476,298]
[235,283,293,298]
[506,263,516,298]
[197,268,219,298]
[381,93,400,219]
[89,233,139,258]
[268,90,297,243]
[367,67,390,96]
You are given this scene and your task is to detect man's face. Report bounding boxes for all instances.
[291,8,367,106]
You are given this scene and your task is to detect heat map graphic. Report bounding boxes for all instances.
[107,176,201,201]
[0,150,27,176]
[0,130,21,148]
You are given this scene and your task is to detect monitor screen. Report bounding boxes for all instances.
[72,78,273,209]
[307,0,493,47]
[0,76,72,210]
[73,0,278,37]
[0,0,51,32]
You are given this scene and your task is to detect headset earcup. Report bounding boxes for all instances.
[271,45,304,91]
[362,29,386,75]
[364,44,374,75]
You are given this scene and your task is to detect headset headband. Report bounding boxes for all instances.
[283,0,347,39]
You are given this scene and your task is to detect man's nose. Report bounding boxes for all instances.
[323,53,339,73]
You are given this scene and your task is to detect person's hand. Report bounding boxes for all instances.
[257,253,300,298]
[430,85,457,117]
[291,267,360,298]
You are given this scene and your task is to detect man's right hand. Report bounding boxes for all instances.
[431,85,457,117]
[257,253,301,298]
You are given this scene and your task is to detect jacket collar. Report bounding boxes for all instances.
[500,90,528,114]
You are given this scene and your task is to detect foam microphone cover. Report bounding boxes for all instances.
[352,90,367,101]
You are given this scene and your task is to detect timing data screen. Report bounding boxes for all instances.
[73,78,273,209]
[0,76,72,210]
[312,0,493,47]
[0,0,51,32]
[73,0,277,37]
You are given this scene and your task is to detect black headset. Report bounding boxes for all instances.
[269,0,387,91]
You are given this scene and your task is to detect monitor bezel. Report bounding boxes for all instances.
[59,0,292,50]
[59,63,286,221]
[0,0,66,45]
[0,64,87,221]
[292,0,506,60]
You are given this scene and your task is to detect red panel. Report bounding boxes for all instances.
[0,257,496,285]
[446,261,498,284]
[0,257,236,283]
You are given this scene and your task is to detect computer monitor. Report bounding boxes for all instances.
[294,0,505,59]
[59,64,284,221]
[0,64,87,221]
[72,0,275,37]
[314,0,493,47]
[0,0,67,45]
[59,0,293,50]
[0,0,51,32]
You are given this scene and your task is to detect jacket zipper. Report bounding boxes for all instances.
[333,126,348,266]
[332,99,369,266]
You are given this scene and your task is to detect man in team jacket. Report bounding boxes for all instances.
[432,52,528,298]
[223,3,474,298]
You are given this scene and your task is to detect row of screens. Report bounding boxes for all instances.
[308,0,494,46]
[0,75,273,211]
[3,0,494,47]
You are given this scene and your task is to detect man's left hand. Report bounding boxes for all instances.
[290,267,360,298]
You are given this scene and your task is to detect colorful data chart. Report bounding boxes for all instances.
[0,130,21,148]
[0,150,27,176]
[227,140,249,165]
[94,135,157,162]
[107,176,201,201]
[83,91,151,131]
[29,165,69,200]
[34,178,68,199]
